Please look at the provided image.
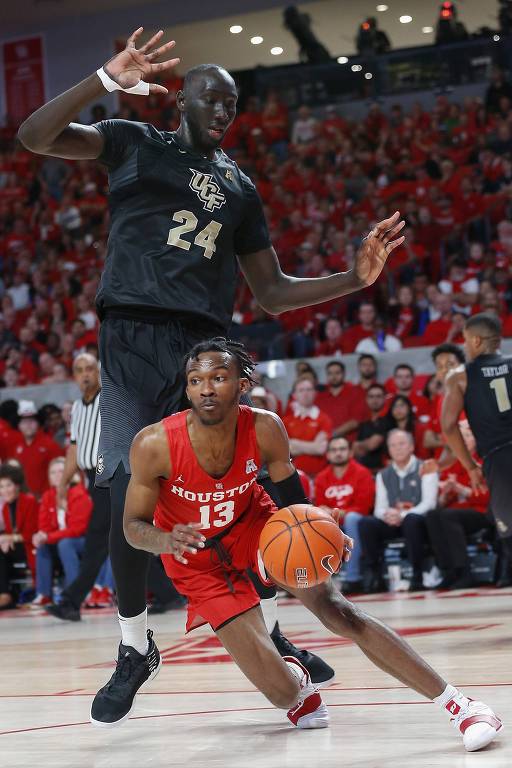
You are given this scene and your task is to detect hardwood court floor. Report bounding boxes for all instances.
[1,588,511,768]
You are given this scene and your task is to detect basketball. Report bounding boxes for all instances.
[259,504,344,589]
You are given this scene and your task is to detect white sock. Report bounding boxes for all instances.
[260,595,278,634]
[118,609,149,655]
[433,684,470,716]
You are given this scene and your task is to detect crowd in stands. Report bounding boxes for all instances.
[2,68,512,603]
[3,69,512,382]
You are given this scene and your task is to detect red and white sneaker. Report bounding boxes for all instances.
[29,594,52,610]
[95,587,114,608]
[284,655,329,729]
[449,699,503,751]
[84,586,101,609]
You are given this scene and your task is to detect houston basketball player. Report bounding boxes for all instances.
[121,338,502,751]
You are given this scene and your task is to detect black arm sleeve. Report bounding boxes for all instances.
[261,470,311,509]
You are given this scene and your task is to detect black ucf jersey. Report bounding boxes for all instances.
[464,353,512,459]
[93,120,270,330]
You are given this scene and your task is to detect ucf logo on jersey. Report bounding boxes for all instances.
[189,168,226,212]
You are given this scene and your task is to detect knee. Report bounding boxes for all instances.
[402,513,425,530]
[343,512,360,533]
[57,538,74,556]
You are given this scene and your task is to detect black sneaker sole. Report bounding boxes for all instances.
[89,654,162,728]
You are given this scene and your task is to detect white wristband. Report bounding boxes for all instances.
[96,67,150,96]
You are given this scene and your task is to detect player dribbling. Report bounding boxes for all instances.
[123,337,502,750]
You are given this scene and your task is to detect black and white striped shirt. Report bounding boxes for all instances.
[70,390,101,470]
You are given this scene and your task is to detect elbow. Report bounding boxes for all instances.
[123,519,137,549]
[17,122,46,154]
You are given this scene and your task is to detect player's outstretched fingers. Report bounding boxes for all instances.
[146,40,176,61]
[385,235,406,253]
[383,219,405,243]
[127,27,144,48]
[375,210,400,235]
[139,29,164,54]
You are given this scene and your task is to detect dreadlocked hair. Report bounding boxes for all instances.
[183,337,257,383]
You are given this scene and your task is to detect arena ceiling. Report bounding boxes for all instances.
[2,0,503,70]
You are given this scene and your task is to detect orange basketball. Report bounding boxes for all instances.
[259,504,344,589]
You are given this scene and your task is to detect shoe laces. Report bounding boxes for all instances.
[273,632,306,658]
[106,652,133,691]
[450,700,484,731]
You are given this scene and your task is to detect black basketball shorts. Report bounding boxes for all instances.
[483,444,512,539]
[96,315,225,488]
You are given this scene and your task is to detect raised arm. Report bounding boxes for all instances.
[123,424,205,564]
[238,212,405,314]
[17,27,179,159]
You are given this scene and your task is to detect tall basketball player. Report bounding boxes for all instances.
[442,312,512,580]
[18,28,404,726]
[123,337,502,751]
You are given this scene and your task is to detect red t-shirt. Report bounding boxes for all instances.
[315,383,368,436]
[283,409,333,477]
[342,324,374,353]
[10,431,64,496]
[314,459,375,517]
[422,319,463,346]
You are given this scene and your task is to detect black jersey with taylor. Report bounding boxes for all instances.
[93,120,271,330]
[464,353,512,459]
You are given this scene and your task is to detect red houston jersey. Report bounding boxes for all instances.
[155,405,263,545]
[155,405,277,632]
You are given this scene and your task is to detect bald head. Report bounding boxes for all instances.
[73,353,100,398]
[183,64,235,96]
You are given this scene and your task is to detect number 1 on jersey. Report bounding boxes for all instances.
[167,209,222,260]
[490,377,512,413]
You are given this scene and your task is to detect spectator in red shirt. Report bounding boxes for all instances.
[425,427,492,590]
[9,400,64,496]
[386,364,431,418]
[422,293,464,345]
[315,436,375,592]
[315,317,344,357]
[0,462,38,608]
[283,377,332,477]
[342,302,377,352]
[31,457,92,606]
[316,360,368,441]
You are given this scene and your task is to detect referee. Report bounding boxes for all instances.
[47,353,110,621]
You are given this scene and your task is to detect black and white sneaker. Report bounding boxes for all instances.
[90,629,161,728]
[271,622,335,686]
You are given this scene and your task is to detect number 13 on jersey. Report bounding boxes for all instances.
[199,500,235,529]
[167,209,222,260]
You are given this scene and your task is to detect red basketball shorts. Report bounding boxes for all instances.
[161,485,276,632]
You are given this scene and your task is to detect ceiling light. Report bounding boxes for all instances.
[270,46,283,55]
[399,15,413,23]
[494,34,501,41]
[365,72,373,79]
[229,25,243,34]
[422,26,433,33]
[376,4,388,10]
[250,36,263,45]
[351,64,362,72]
[337,56,348,64]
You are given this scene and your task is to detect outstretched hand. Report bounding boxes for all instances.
[103,27,180,94]
[354,211,406,286]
